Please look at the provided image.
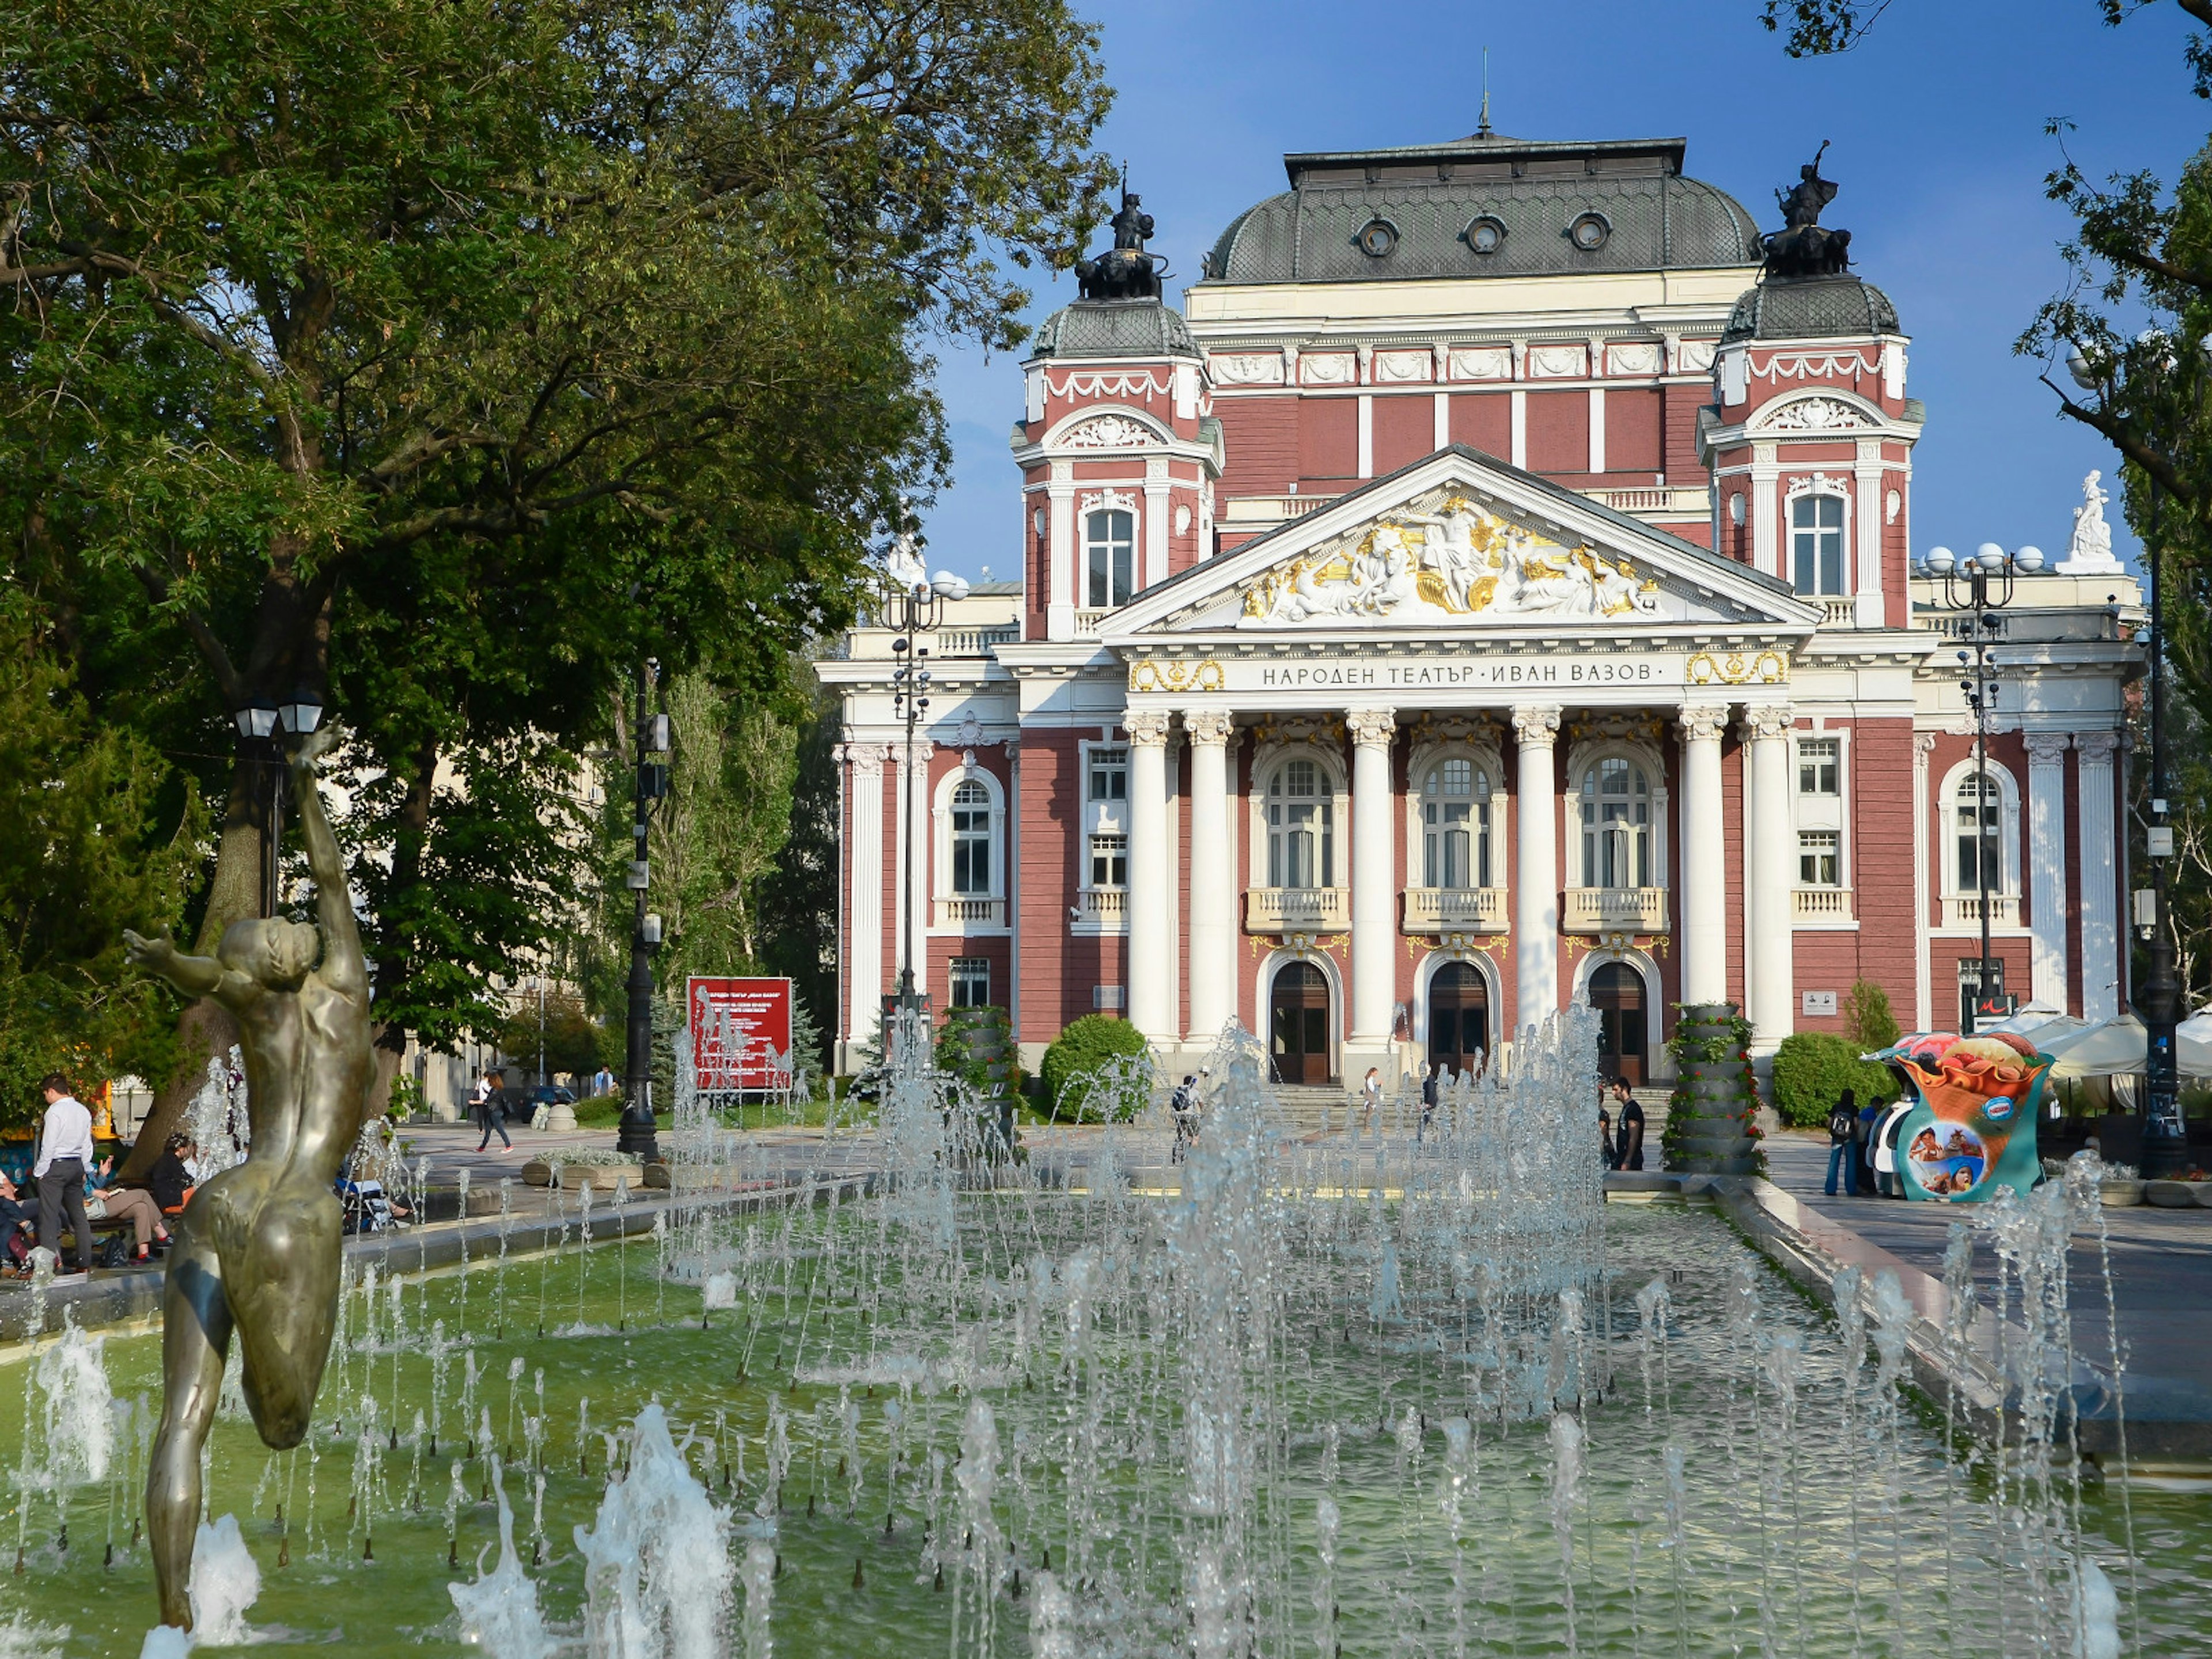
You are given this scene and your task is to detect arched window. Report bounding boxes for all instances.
[1580,757,1651,888]
[1421,759,1493,888]
[1085,508,1135,608]
[1267,758,1334,888]
[1790,493,1846,595]
[950,779,992,895]
[1954,771,2006,893]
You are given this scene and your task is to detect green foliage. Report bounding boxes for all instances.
[493,991,606,1081]
[1,0,1114,1075]
[1662,1005,1766,1176]
[0,595,200,1126]
[1039,1014,1149,1120]
[1771,1032,1901,1128]
[935,1005,1025,1099]
[759,677,844,1066]
[1843,978,1902,1052]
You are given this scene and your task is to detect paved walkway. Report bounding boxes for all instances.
[1763,1130,2212,1442]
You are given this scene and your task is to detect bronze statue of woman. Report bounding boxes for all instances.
[123,726,371,1631]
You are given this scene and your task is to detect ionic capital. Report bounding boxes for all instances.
[1346,707,1399,749]
[1510,704,1562,747]
[1183,710,1236,747]
[1677,704,1730,744]
[1742,704,1794,743]
[2023,732,2073,768]
[843,744,885,776]
[2074,729,2122,763]
[1124,711,1172,748]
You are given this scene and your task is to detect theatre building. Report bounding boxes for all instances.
[819,131,2142,1088]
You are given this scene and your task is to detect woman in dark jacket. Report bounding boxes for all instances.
[143,1134,193,1214]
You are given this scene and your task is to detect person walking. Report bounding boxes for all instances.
[1613,1079,1645,1172]
[1169,1074,1201,1164]
[1598,1080,1618,1171]
[1360,1067,1383,1138]
[471,1068,513,1152]
[33,1073,94,1275]
[1824,1088,1860,1196]
[1419,1062,1441,1142]
[1855,1096,1881,1195]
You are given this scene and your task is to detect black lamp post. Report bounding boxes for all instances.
[620,659,671,1162]
[881,536,968,1020]
[230,687,324,916]
[1922,541,2043,1033]
[2067,340,2191,1177]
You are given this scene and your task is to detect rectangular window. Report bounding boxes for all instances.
[1085,509,1135,608]
[1797,737,1840,796]
[949,958,990,1009]
[1957,957,2008,1029]
[1790,494,1846,596]
[1089,834,1127,889]
[1088,746,1127,805]
[1798,830,1841,887]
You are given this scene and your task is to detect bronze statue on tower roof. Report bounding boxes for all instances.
[1075,175,1165,301]
[1761,141,1852,279]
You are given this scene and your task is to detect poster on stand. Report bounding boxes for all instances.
[689,976,793,1092]
[1874,1031,2055,1202]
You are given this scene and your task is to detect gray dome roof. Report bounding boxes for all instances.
[1029,297,1198,359]
[1722,275,1900,343]
[1198,135,1762,285]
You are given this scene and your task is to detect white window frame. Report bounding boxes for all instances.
[1248,743,1350,899]
[1798,829,1842,887]
[1573,751,1656,891]
[1083,506,1136,608]
[949,957,991,1009]
[1937,757,2022,902]
[1266,756,1336,889]
[930,765,1007,933]
[1405,748,1499,891]
[1784,480,1850,597]
[1073,738,1132,936]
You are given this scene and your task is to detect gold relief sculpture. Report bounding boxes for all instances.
[1127,658,1225,694]
[1685,648,1790,686]
[123,730,370,1632]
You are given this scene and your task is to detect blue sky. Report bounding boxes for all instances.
[910,0,2200,585]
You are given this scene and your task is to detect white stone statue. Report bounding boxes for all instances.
[882,525,929,592]
[2058,469,2123,574]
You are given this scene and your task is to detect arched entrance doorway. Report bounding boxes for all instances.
[1427,961,1489,1078]
[1268,961,1332,1085]
[1590,961,1647,1087]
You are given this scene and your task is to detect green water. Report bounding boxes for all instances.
[0,1203,2205,1656]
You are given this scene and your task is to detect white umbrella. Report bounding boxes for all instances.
[1981,1006,2081,1041]
[2040,1012,2212,1080]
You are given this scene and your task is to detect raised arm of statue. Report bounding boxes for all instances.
[123,929,238,1003]
[290,732,368,1002]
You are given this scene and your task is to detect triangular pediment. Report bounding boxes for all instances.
[1104,446,1818,642]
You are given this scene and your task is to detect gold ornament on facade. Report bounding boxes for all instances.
[1685,648,1790,686]
[1127,658,1225,694]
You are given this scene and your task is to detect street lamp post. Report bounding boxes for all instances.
[620,660,671,1162]
[2066,340,2191,1176]
[230,687,325,916]
[1922,541,2044,1033]
[882,553,969,1019]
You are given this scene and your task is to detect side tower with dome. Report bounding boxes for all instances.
[1013,191,1223,644]
[1697,150,1922,628]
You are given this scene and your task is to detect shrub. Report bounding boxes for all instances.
[1843,978,1902,1052]
[1039,1014,1150,1120]
[935,1004,1027,1100]
[1770,1032,1900,1128]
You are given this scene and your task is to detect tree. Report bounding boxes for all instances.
[1762,1,2212,81]
[2,0,1115,1160]
[1843,978,1902,1051]
[0,592,199,1123]
[759,675,844,1069]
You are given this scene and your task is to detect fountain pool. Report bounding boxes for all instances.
[0,1013,2203,1657]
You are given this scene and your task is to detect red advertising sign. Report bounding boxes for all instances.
[688,976,793,1092]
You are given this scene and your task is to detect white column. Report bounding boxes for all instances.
[2077,731,2122,1021]
[1348,709,1398,1047]
[1433,391,1450,451]
[1357,394,1374,479]
[1184,713,1237,1043]
[1914,733,1936,1031]
[1512,705,1562,1026]
[1853,438,1885,627]
[894,741,932,999]
[844,745,884,1048]
[1004,738,1021,1041]
[1588,385,1607,473]
[1126,711,1173,1040]
[1143,459,1169,591]
[1679,705,1730,1006]
[1745,706,1795,1050]
[1750,445,1779,579]
[1047,470,1074,639]
[2025,733,2073,1012]
[1509,389,1528,469]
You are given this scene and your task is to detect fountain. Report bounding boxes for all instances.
[0,1003,2203,1656]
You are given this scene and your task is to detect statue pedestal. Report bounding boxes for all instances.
[544,1102,578,1133]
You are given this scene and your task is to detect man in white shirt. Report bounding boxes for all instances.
[33,1072,95,1274]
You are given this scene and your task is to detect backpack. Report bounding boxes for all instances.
[94,1232,132,1270]
[1828,1104,1857,1142]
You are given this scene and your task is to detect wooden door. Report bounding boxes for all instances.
[1427,961,1490,1078]
[1590,962,1647,1088]
[1269,961,1333,1086]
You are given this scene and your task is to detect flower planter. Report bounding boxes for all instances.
[2098,1179,2146,1209]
